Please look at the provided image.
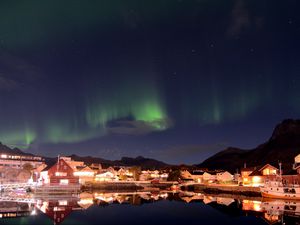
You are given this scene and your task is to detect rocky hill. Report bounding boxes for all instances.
[198,119,300,173]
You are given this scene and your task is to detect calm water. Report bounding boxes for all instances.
[0,192,298,225]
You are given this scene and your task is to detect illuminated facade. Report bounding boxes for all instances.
[0,153,44,169]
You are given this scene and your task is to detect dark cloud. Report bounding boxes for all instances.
[0,75,20,91]
[0,52,42,82]
[227,0,250,37]
[106,118,173,135]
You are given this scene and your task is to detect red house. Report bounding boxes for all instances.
[41,158,79,186]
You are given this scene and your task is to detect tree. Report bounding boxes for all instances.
[167,170,181,181]
[22,163,33,172]
[129,166,141,181]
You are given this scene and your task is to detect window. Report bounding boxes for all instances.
[60,179,69,185]
[55,172,67,176]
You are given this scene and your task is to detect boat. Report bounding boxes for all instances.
[260,162,300,200]
[260,180,300,200]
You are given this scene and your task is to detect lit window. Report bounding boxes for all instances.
[60,179,69,185]
[55,172,67,176]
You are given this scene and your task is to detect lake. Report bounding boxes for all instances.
[0,191,298,225]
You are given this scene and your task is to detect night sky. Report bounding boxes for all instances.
[0,0,299,164]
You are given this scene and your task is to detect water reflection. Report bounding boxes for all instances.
[0,191,299,224]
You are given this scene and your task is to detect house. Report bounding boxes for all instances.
[118,167,134,181]
[293,154,300,174]
[248,164,278,187]
[95,171,118,182]
[203,171,217,183]
[241,167,256,185]
[0,153,44,170]
[40,158,79,186]
[216,171,233,183]
[180,170,204,183]
[90,163,102,172]
[73,166,95,184]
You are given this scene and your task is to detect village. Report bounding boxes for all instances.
[0,152,299,193]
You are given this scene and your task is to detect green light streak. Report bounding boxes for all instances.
[85,76,169,132]
[0,127,36,147]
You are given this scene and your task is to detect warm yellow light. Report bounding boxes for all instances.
[253,201,262,212]
[252,176,261,183]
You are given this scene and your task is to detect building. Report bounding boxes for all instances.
[241,167,256,185]
[139,170,169,181]
[95,171,118,182]
[73,166,95,184]
[248,164,278,187]
[58,157,95,184]
[0,153,44,170]
[203,171,217,183]
[40,158,79,186]
[216,171,233,183]
[180,170,204,183]
[36,198,81,225]
[293,154,300,174]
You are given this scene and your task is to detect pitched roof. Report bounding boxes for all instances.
[41,162,56,172]
[249,164,278,176]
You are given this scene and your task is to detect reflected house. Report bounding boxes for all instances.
[242,200,262,212]
[0,202,34,218]
[203,195,217,204]
[248,164,278,187]
[140,170,169,181]
[216,197,235,206]
[36,198,81,225]
[77,192,94,209]
[40,157,79,186]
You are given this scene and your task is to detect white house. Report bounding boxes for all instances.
[95,171,118,182]
[216,171,233,183]
[203,172,217,183]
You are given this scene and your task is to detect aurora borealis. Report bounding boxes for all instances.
[0,0,299,163]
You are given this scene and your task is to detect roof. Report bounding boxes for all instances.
[205,171,218,175]
[249,164,278,176]
[191,171,205,175]
[241,167,256,172]
[41,162,56,172]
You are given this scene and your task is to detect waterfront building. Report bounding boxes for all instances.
[248,164,278,187]
[180,170,204,183]
[241,167,256,185]
[40,158,79,186]
[216,171,233,183]
[203,171,217,183]
[140,170,169,181]
[95,171,118,182]
[293,154,300,174]
[73,166,95,184]
[0,153,44,169]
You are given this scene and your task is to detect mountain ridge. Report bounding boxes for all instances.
[198,119,300,173]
